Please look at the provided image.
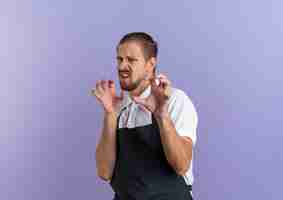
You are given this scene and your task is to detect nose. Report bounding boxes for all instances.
[118,60,129,71]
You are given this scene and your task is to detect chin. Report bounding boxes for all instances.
[120,81,138,91]
[120,84,134,91]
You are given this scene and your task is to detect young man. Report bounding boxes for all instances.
[93,32,198,200]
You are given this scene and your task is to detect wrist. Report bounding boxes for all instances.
[154,111,171,132]
[154,109,170,120]
[104,110,117,118]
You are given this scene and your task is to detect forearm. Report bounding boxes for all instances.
[95,112,117,181]
[155,113,192,176]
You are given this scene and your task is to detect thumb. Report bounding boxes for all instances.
[132,97,153,112]
[132,96,147,106]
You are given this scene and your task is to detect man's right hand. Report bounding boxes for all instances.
[91,80,123,114]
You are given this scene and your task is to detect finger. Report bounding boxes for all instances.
[92,82,102,98]
[150,77,158,90]
[91,88,102,100]
[159,77,171,88]
[108,80,114,87]
[157,74,171,87]
[158,75,170,83]
[93,89,101,98]
[132,97,153,112]
[162,83,171,99]
[90,88,96,96]
[157,73,170,86]
[108,80,115,96]
[95,80,100,89]
[101,80,108,90]
[132,96,149,107]
[96,80,102,89]
[155,77,171,98]
[139,104,150,112]
[164,86,171,99]
[157,73,167,80]
[157,73,170,83]
[96,80,104,94]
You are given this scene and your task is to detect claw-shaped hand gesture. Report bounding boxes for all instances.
[132,74,171,117]
[91,80,123,114]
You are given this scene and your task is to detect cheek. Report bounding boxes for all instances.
[131,71,143,82]
[133,64,146,78]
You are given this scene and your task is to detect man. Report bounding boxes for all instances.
[93,32,198,200]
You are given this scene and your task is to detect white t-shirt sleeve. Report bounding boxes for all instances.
[168,89,198,146]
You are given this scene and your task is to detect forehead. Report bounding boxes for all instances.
[117,41,144,58]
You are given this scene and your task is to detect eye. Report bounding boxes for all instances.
[116,57,123,64]
[128,57,137,63]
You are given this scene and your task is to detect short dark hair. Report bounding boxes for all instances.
[117,32,158,61]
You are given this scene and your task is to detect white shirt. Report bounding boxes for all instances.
[117,86,198,185]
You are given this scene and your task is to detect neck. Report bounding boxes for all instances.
[129,81,150,97]
[129,72,155,97]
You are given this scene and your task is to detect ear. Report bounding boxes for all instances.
[146,57,157,74]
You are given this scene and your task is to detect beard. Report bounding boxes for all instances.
[119,76,144,91]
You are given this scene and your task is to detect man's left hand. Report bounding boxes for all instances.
[132,74,172,117]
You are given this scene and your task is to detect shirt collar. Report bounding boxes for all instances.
[120,85,151,110]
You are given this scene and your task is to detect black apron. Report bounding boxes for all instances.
[110,110,193,200]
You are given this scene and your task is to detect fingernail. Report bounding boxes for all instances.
[155,79,160,86]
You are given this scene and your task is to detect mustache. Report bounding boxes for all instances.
[118,70,131,74]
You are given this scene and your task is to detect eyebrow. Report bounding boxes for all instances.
[116,56,138,60]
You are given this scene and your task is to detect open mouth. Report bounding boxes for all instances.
[119,72,130,79]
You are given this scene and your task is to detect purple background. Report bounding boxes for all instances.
[1,0,282,199]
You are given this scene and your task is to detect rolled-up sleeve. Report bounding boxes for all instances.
[168,89,198,146]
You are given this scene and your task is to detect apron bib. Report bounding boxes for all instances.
[110,113,193,200]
